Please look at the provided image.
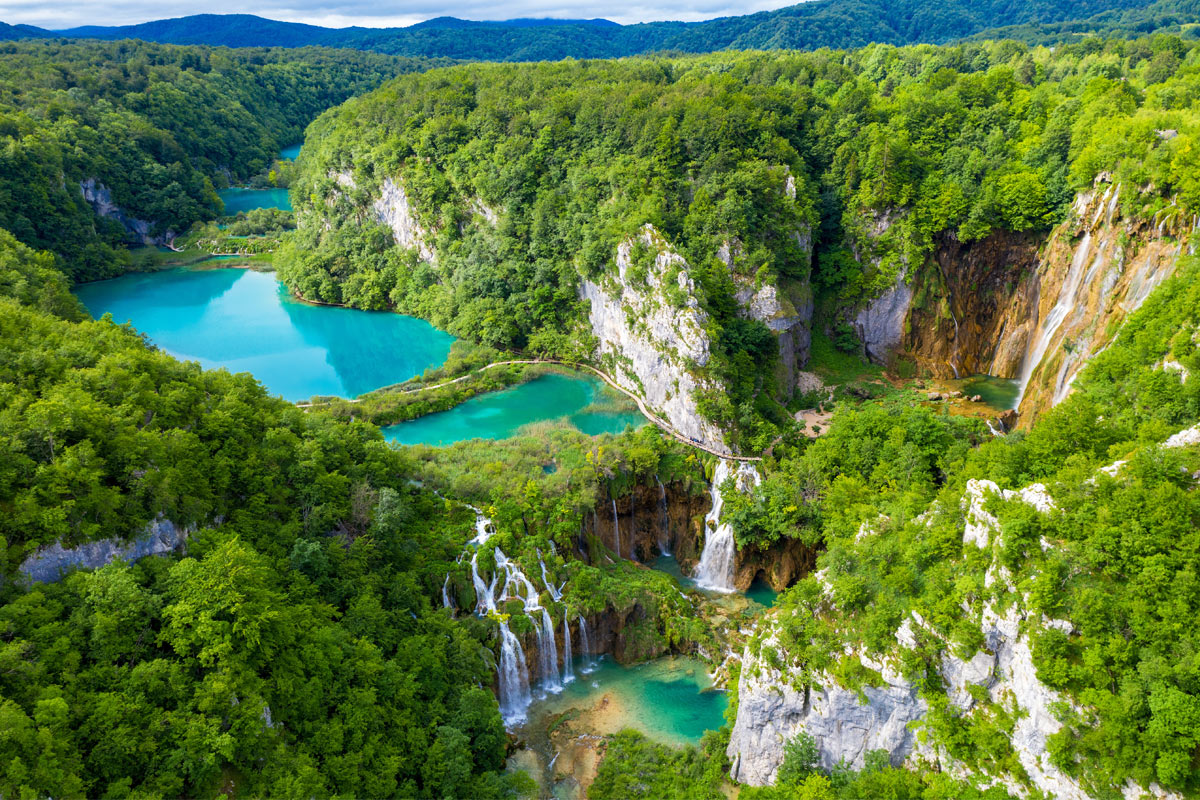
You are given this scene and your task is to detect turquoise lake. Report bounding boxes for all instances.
[382,373,644,446]
[279,142,302,160]
[73,268,454,402]
[218,187,292,214]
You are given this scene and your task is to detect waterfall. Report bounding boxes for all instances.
[540,556,563,602]
[986,419,1006,437]
[655,475,671,555]
[1015,232,1093,406]
[579,615,595,673]
[694,460,761,593]
[469,508,495,546]
[471,553,498,614]
[538,608,561,692]
[611,499,621,559]
[497,621,532,724]
[562,612,575,683]
[442,574,453,609]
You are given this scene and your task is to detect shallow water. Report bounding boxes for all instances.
[953,374,1020,410]
[74,268,453,402]
[523,655,726,748]
[217,187,292,214]
[382,373,644,445]
[652,554,778,608]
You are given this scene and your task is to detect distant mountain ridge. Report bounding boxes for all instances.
[4,0,1197,59]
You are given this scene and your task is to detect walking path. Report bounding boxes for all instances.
[296,359,762,462]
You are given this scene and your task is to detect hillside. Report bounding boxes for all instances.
[8,0,1195,61]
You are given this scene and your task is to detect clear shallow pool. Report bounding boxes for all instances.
[217,187,292,214]
[953,374,1020,410]
[651,555,778,608]
[74,268,454,402]
[524,655,726,748]
[382,373,644,446]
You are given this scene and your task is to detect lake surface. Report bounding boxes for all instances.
[383,373,644,446]
[218,187,292,215]
[651,555,778,607]
[279,142,302,160]
[74,268,454,402]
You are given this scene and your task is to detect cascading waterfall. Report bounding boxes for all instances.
[538,608,561,692]
[579,615,595,673]
[497,622,532,724]
[948,310,961,379]
[562,612,575,683]
[610,498,621,559]
[471,553,498,614]
[442,574,453,609]
[469,507,495,546]
[1015,232,1093,406]
[655,475,671,555]
[694,460,761,593]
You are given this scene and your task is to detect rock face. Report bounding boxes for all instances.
[1001,184,1185,426]
[727,455,1187,799]
[854,268,913,364]
[734,276,814,395]
[79,178,171,245]
[581,225,728,452]
[729,638,928,784]
[374,177,437,263]
[20,517,189,583]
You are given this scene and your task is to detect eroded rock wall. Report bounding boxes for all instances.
[20,517,190,583]
[80,178,172,246]
[581,225,729,452]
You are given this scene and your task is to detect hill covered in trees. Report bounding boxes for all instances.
[0,40,439,282]
[10,0,1199,62]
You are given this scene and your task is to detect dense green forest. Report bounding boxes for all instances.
[281,33,1200,447]
[0,40,438,281]
[14,0,1198,61]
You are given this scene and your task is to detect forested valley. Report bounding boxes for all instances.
[0,18,1199,800]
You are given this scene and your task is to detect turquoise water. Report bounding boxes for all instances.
[218,187,292,214]
[956,374,1020,410]
[526,656,726,748]
[383,373,644,445]
[74,268,454,402]
[746,577,779,607]
[279,143,302,160]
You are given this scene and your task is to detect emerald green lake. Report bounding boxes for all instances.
[73,268,454,402]
[218,187,292,214]
[954,374,1021,410]
[382,373,644,446]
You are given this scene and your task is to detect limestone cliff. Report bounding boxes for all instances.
[580,225,729,452]
[727,429,1199,799]
[845,184,1187,428]
[79,178,173,246]
[20,517,190,584]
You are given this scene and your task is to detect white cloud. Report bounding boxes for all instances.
[0,0,799,30]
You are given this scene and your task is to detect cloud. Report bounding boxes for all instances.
[0,0,798,30]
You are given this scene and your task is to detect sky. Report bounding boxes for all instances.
[1,0,798,29]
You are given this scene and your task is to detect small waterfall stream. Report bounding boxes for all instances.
[562,612,575,683]
[579,615,595,673]
[498,623,532,723]
[1015,232,1093,406]
[693,460,761,593]
[442,574,452,609]
[611,499,621,559]
[655,475,671,555]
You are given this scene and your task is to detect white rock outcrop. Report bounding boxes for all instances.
[80,178,170,245]
[729,642,928,784]
[374,177,436,263]
[728,446,1190,799]
[580,225,727,451]
[20,517,190,583]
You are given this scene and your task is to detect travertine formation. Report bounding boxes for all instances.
[20,517,190,584]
